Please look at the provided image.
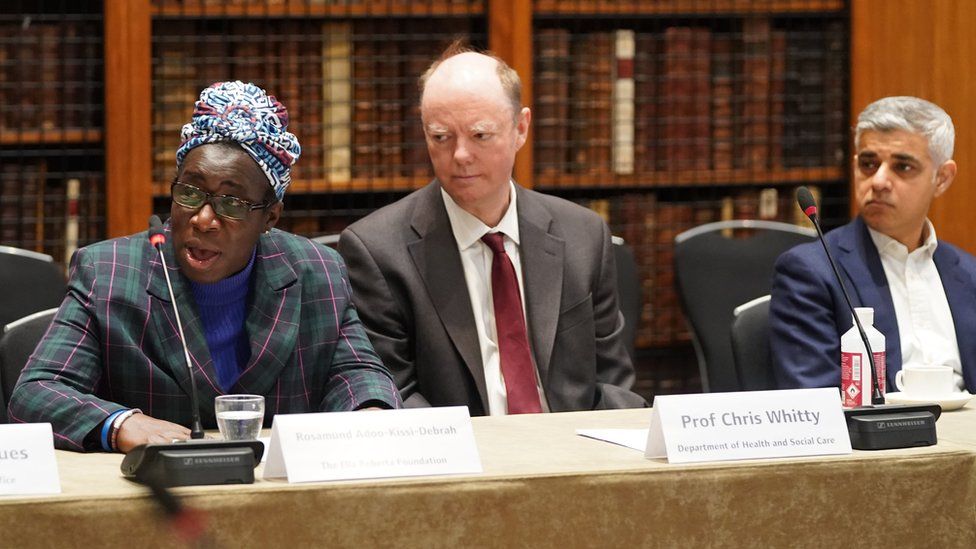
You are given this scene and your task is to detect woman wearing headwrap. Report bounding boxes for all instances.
[9,81,401,452]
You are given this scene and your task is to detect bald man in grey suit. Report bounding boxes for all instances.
[339,44,645,415]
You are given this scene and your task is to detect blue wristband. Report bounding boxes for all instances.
[101,409,128,452]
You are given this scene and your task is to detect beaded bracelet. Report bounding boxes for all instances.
[109,408,142,452]
[100,409,127,451]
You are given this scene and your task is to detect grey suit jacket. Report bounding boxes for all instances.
[339,181,646,415]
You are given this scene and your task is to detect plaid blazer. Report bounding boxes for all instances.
[8,226,401,451]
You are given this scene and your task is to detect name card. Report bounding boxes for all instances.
[645,388,851,463]
[264,406,482,483]
[0,423,61,496]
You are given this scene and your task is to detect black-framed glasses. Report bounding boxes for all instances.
[171,182,272,221]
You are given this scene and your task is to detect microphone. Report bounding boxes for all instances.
[120,216,263,487]
[796,188,883,405]
[149,215,205,438]
[795,188,940,451]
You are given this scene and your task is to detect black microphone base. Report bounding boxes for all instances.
[844,404,941,450]
[121,439,265,487]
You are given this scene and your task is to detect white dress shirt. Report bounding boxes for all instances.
[868,221,964,391]
[441,182,549,415]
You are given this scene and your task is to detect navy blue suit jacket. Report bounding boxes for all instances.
[770,216,976,392]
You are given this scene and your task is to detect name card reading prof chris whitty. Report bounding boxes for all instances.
[264,406,482,483]
[645,388,851,463]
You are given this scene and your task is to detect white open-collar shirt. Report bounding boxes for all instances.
[868,221,964,391]
[441,182,549,414]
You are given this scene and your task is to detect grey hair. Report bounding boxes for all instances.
[855,96,954,166]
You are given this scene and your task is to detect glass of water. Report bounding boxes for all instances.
[215,394,265,441]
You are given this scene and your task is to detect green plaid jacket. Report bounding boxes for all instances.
[8,226,401,451]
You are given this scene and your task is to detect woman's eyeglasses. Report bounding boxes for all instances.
[171,182,271,221]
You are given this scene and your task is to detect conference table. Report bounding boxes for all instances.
[2,407,975,548]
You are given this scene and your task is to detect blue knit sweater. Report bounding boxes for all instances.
[189,250,255,392]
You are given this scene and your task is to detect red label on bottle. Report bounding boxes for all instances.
[841,351,886,407]
[873,351,886,395]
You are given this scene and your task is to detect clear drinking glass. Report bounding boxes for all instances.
[215,394,265,440]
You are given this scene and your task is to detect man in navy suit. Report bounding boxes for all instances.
[771,96,976,394]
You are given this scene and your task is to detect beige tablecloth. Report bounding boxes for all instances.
[1,407,974,548]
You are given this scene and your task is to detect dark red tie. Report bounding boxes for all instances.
[481,232,542,414]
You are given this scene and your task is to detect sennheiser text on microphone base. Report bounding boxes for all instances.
[122,439,264,487]
[844,404,940,450]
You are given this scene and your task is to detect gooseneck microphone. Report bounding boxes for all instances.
[120,216,263,487]
[149,214,205,438]
[795,188,884,405]
[793,188,943,450]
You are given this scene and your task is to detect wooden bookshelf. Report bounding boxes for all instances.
[534,167,845,190]
[152,2,484,17]
[106,0,153,238]
[147,6,487,204]
[153,175,431,196]
[0,130,102,146]
[533,0,845,15]
[0,4,106,264]
[267,176,432,194]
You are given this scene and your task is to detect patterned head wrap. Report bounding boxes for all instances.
[176,81,301,201]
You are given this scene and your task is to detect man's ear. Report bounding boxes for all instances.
[514,106,531,151]
[934,160,957,198]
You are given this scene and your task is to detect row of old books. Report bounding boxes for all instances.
[0,161,104,267]
[534,20,845,177]
[152,19,471,193]
[586,185,816,348]
[0,21,102,134]
[154,0,480,8]
[152,18,844,193]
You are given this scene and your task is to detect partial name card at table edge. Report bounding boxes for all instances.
[644,388,852,463]
[0,423,61,496]
[263,406,482,483]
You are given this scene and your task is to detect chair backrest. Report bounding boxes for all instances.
[311,234,340,248]
[674,219,815,392]
[0,245,67,331]
[0,308,58,422]
[612,237,640,363]
[730,295,775,391]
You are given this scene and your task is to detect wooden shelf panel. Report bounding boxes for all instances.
[534,0,845,16]
[152,2,484,18]
[152,175,431,197]
[0,129,102,146]
[533,166,845,189]
[287,176,431,193]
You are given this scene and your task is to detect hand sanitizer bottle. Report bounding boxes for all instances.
[840,307,886,407]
